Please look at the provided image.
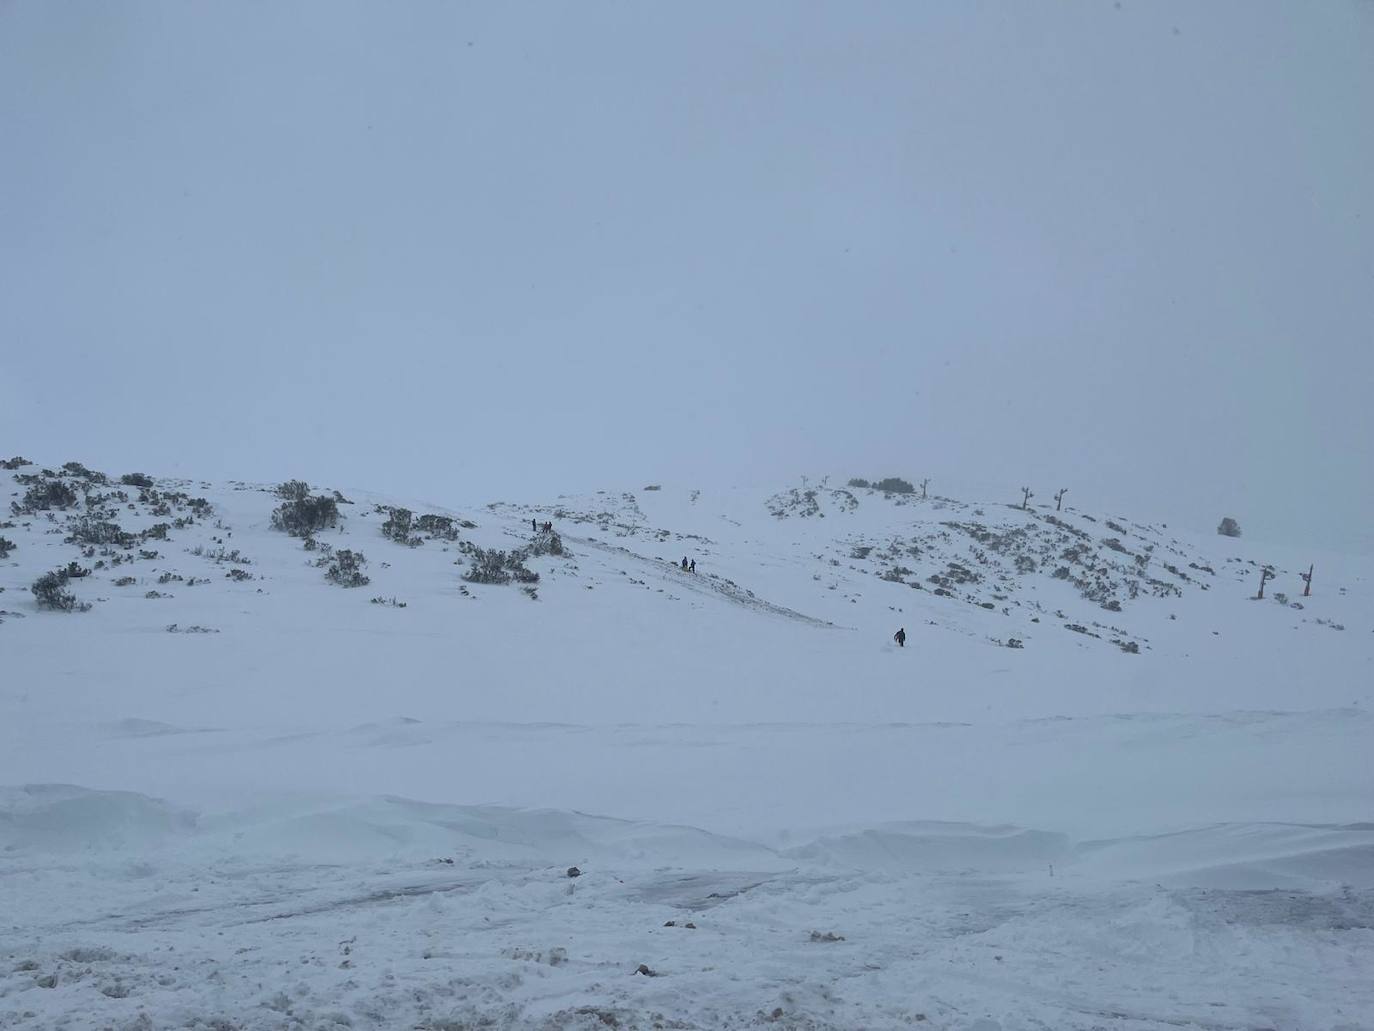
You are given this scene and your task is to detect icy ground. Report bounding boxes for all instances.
[1,463,1371,1029]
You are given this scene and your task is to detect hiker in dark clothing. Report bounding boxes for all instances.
[689,559,696,573]
[532,518,538,533]
[894,627,906,647]
[681,556,689,570]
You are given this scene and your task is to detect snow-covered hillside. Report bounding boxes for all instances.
[1,458,1371,1030]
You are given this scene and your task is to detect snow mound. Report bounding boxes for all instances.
[784,820,1071,873]
[0,784,196,851]
[1076,822,1374,889]
[204,795,784,867]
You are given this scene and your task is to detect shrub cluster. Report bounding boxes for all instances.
[59,461,105,483]
[874,477,915,494]
[120,472,155,488]
[325,549,370,588]
[415,513,460,540]
[381,507,421,546]
[460,544,539,585]
[65,516,136,548]
[271,481,339,538]
[12,478,79,514]
[462,547,513,585]
[31,566,91,611]
[0,536,14,559]
[1,456,32,470]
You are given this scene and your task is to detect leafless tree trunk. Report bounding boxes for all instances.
[1300,564,1313,597]
[1020,487,1033,510]
[1257,566,1275,599]
[1054,488,1068,511]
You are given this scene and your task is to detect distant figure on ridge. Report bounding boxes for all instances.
[690,559,696,573]
[894,627,906,648]
[681,556,689,570]
[532,518,538,533]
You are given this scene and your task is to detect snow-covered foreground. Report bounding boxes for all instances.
[2,464,1371,1028]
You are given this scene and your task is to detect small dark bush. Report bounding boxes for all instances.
[847,478,871,489]
[528,529,565,558]
[121,473,155,488]
[874,477,915,494]
[61,461,105,482]
[463,548,512,585]
[272,491,339,538]
[1217,517,1241,538]
[226,568,253,582]
[65,516,135,548]
[141,523,170,541]
[113,576,137,586]
[14,479,78,514]
[1,456,32,470]
[415,514,459,540]
[0,536,14,559]
[31,568,89,611]
[325,549,370,588]
[381,507,420,546]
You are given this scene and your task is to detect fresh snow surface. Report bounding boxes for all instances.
[1,464,1371,1030]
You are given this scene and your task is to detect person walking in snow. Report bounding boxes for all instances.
[894,627,906,647]
[689,559,696,573]
[681,556,689,570]
[532,518,538,533]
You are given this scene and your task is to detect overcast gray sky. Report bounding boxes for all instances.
[2,1,1370,551]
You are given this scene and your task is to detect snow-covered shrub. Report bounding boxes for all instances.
[462,548,512,585]
[65,516,135,548]
[31,568,90,611]
[381,507,421,546]
[415,514,460,540]
[325,549,370,587]
[0,536,14,559]
[1217,517,1241,538]
[61,461,105,483]
[113,575,137,586]
[12,478,78,514]
[272,486,339,538]
[847,478,871,489]
[527,529,565,558]
[874,477,915,494]
[1,456,32,470]
[120,472,155,488]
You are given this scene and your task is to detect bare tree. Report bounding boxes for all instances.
[920,478,930,500]
[1020,487,1034,510]
[1054,488,1068,511]
[1256,566,1275,599]
[1300,564,1313,597]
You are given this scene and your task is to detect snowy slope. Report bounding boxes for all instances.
[1,458,1371,1030]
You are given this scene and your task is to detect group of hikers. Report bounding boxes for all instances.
[679,556,697,573]
[532,519,552,533]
